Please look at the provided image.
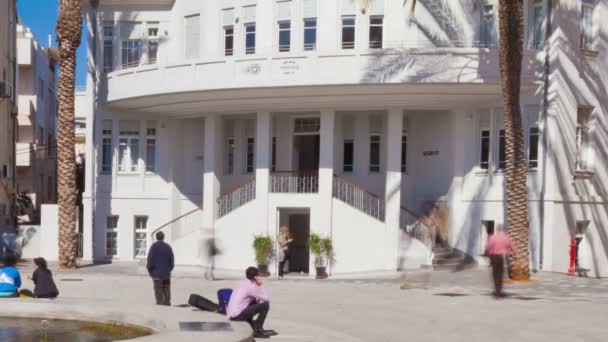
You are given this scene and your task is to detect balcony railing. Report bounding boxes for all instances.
[270,171,319,193]
[332,175,385,221]
[218,177,256,217]
[400,207,433,247]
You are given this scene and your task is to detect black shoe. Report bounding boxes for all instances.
[263,329,278,336]
[253,330,270,339]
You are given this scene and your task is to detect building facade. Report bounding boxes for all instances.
[15,23,59,224]
[0,0,18,227]
[80,0,608,277]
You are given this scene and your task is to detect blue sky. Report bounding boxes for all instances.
[17,0,88,87]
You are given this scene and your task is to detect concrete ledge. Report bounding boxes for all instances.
[0,298,252,342]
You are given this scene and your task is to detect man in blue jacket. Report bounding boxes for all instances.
[146,231,174,306]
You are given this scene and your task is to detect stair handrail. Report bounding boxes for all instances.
[149,207,201,238]
[400,205,439,247]
[333,174,385,201]
[217,176,256,199]
[333,174,385,221]
[217,176,256,217]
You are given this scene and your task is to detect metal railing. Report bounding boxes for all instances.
[400,207,434,247]
[270,171,319,193]
[218,177,256,217]
[332,175,385,221]
[149,207,201,238]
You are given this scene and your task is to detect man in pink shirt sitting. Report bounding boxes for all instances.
[485,230,514,298]
[227,267,277,339]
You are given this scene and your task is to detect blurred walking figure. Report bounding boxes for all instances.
[485,230,513,298]
[277,227,293,279]
[204,229,220,280]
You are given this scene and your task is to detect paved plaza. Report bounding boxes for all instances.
[9,262,608,341]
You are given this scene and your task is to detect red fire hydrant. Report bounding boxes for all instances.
[568,238,577,276]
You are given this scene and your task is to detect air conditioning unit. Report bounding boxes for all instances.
[0,81,13,98]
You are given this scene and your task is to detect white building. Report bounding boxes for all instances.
[15,23,59,224]
[79,0,608,277]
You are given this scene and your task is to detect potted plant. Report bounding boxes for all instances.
[253,235,274,276]
[308,233,334,279]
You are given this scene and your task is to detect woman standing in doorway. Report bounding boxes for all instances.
[278,227,293,279]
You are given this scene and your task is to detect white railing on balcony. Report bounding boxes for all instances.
[400,207,434,247]
[218,177,256,217]
[270,171,319,193]
[332,175,385,221]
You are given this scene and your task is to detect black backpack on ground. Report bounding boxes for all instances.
[188,294,219,312]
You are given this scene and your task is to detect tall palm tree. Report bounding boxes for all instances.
[55,0,82,268]
[497,0,530,280]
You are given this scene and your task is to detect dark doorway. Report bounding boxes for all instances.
[293,135,319,172]
[288,213,310,273]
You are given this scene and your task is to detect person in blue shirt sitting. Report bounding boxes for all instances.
[0,254,21,298]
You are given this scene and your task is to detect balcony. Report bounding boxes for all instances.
[103,41,543,114]
[270,172,319,193]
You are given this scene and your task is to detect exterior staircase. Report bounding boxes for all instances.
[431,243,468,270]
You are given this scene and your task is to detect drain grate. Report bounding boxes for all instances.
[59,278,83,282]
[512,296,542,301]
[434,293,469,297]
[179,322,234,332]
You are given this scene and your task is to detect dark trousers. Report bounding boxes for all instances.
[490,255,505,296]
[231,302,270,332]
[279,250,290,277]
[153,278,171,306]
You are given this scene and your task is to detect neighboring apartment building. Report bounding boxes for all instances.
[15,23,58,224]
[79,0,608,277]
[75,89,91,159]
[0,0,18,226]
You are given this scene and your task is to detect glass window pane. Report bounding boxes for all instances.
[343,140,354,172]
[146,139,156,172]
[119,139,128,172]
[480,130,490,169]
[498,130,506,169]
[130,139,139,172]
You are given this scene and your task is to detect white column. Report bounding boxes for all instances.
[82,8,97,261]
[202,115,221,230]
[317,110,335,272]
[256,111,271,234]
[384,109,403,271]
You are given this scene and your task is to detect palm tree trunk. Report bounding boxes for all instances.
[497,0,530,280]
[56,0,82,268]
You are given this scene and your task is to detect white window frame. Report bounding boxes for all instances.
[575,107,593,172]
[245,23,256,55]
[145,122,156,173]
[341,16,356,49]
[278,20,291,52]
[225,137,235,174]
[529,0,544,49]
[369,16,383,49]
[103,22,114,73]
[184,14,201,59]
[224,25,234,56]
[480,0,497,48]
[106,215,119,258]
[303,18,317,51]
[134,215,148,258]
[401,133,407,173]
[101,120,113,174]
[343,139,354,172]
[580,1,596,51]
[369,134,381,173]
[118,121,140,174]
[245,137,255,174]
[479,114,491,171]
[271,137,277,172]
[146,22,159,64]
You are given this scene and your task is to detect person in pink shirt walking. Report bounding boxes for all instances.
[227,267,277,339]
[484,230,514,298]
